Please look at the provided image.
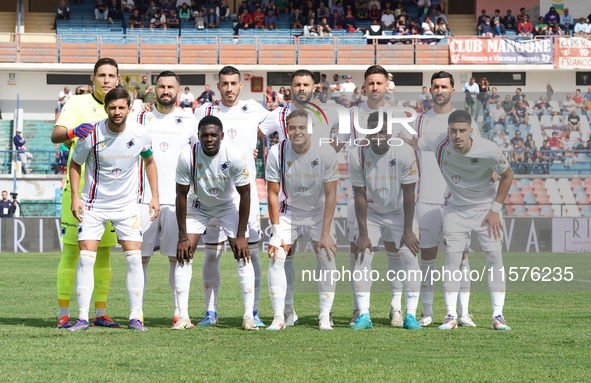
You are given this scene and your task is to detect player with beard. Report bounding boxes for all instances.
[134,71,199,328]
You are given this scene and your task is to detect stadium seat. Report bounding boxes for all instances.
[548,193,562,204]
[571,178,582,188]
[514,205,526,216]
[573,185,585,195]
[520,185,533,195]
[180,36,218,65]
[540,206,553,217]
[510,193,523,204]
[533,185,547,196]
[581,206,591,217]
[519,179,530,188]
[536,195,550,204]
[552,204,563,217]
[512,179,518,187]
[584,178,591,190]
[576,194,588,203]
[566,205,581,217]
[527,206,540,216]
[100,35,138,64]
[523,193,536,204]
[259,37,296,65]
[508,185,519,195]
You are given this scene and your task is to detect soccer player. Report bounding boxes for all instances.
[413,71,481,327]
[68,88,159,331]
[349,111,421,330]
[193,66,269,327]
[175,115,255,331]
[403,110,513,330]
[51,58,121,329]
[265,109,339,330]
[135,71,198,327]
[331,65,407,328]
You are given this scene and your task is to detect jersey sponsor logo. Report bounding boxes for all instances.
[160,142,169,152]
[311,159,319,168]
[220,161,229,171]
[227,128,237,138]
[470,158,479,164]
[388,159,396,167]
[112,168,122,177]
[126,139,135,148]
[452,175,461,184]
[175,117,183,124]
[378,188,388,198]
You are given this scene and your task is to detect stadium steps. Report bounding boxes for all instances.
[0,120,13,151]
[0,12,16,33]
[24,12,55,34]
[22,121,54,151]
[447,14,476,36]
[19,200,56,217]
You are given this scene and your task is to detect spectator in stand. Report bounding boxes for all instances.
[303,18,319,35]
[421,12,435,35]
[412,0,430,21]
[503,9,516,30]
[524,134,537,163]
[585,86,591,102]
[533,95,550,116]
[340,75,356,104]
[502,95,514,113]
[252,6,265,28]
[145,0,158,20]
[305,9,316,24]
[356,2,368,21]
[134,76,149,101]
[381,7,395,29]
[521,94,530,107]
[493,130,512,157]
[13,130,33,174]
[178,3,191,21]
[122,0,135,12]
[317,2,330,19]
[475,77,489,121]
[190,0,202,18]
[320,74,329,97]
[510,129,524,148]
[129,8,143,28]
[313,84,327,103]
[197,85,215,103]
[194,11,204,29]
[584,136,591,156]
[434,17,447,35]
[409,19,421,35]
[57,86,72,114]
[477,9,488,28]
[369,4,380,23]
[582,96,591,120]
[0,191,15,218]
[95,0,109,21]
[238,1,248,16]
[277,87,286,106]
[567,109,581,133]
[517,7,526,23]
[264,9,277,28]
[394,15,409,35]
[265,85,278,110]
[517,15,533,37]
[167,9,180,28]
[265,0,278,17]
[331,0,344,16]
[543,6,560,28]
[205,8,219,28]
[160,0,175,13]
[291,8,304,29]
[179,87,195,108]
[463,77,479,117]
[512,88,522,103]
[235,8,252,33]
[108,0,123,24]
[534,16,548,36]
[150,8,167,29]
[318,17,332,36]
[478,16,494,36]
[284,89,292,104]
[144,85,155,104]
[573,89,584,110]
[218,0,229,21]
[414,98,425,114]
[548,24,564,36]
[330,74,341,103]
[560,8,574,32]
[491,9,502,24]
[417,86,428,109]
[393,1,404,18]
[562,94,577,118]
[548,131,562,149]
[538,140,551,173]
[176,0,190,7]
[329,9,344,30]
[431,8,447,25]
[512,140,526,167]
[511,100,529,126]
[54,0,70,29]
[344,9,356,31]
[431,0,444,13]
[574,18,590,35]
[489,102,506,126]
[488,87,500,107]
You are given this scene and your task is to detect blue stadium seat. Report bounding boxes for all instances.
[581,206,591,216]
[523,193,536,204]
[299,37,334,45]
[506,30,517,36]
[573,185,585,195]
[519,179,530,188]
[508,185,519,195]
[514,206,526,215]
[540,206,553,215]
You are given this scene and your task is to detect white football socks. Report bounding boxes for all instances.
[125,250,144,320]
[317,249,336,317]
[236,258,255,319]
[142,256,150,302]
[386,251,403,311]
[399,248,421,317]
[458,256,471,317]
[443,251,463,318]
[175,259,193,319]
[485,251,506,318]
[203,244,222,313]
[250,245,261,314]
[349,252,358,311]
[268,248,287,319]
[354,249,374,315]
[419,257,437,317]
[168,257,179,317]
[284,254,295,308]
[76,250,97,321]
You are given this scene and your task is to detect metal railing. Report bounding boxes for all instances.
[0,150,64,175]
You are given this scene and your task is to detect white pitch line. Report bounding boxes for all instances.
[572,279,591,283]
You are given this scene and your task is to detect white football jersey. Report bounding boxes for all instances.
[266,139,339,215]
[258,102,335,142]
[335,100,408,143]
[413,108,480,205]
[176,140,250,209]
[72,119,152,211]
[418,133,509,210]
[258,103,293,141]
[349,143,418,215]
[135,108,198,205]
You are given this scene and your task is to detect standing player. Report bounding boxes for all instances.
[413,71,481,327]
[193,66,269,327]
[175,116,256,331]
[349,111,422,330]
[68,88,159,331]
[135,71,198,326]
[403,110,513,330]
[331,65,406,328]
[265,110,339,330]
[51,58,121,329]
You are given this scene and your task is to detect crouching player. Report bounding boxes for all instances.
[403,110,513,330]
[265,109,339,330]
[349,111,422,330]
[68,88,160,331]
[175,116,256,331]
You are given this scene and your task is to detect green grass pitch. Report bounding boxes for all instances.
[0,251,590,382]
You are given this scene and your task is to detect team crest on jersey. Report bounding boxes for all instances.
[470,158,479,165]
[60,227,66,237]
[92,106,97,113]
[452,175,461,184]
[175,117,183,124]
[220,162,229,171]
[311,159,319,168]
[160,142,169,152]
[389,159,396,167]
[410,161,418,175]
[242,165,249,178]
[127,139,135,148]
[197,163,203,169]
[379,188,388,198]
[299,187,309,195]
[228,128,237,138]
[112,168,122,177]
[241,105,249,112]
[500,157,507,165]
[210,188,218,196]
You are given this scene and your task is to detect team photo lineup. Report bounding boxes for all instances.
[50,58,514,333]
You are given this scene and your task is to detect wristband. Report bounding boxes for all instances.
[490,201,502,213]
[269,224,282,248]
[66,129,75,140]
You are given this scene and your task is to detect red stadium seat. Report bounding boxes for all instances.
[533,185,547,196]
[571,179,582,188]
[510,193,523,204]
[256,178,265,188]
[584,178,591,190]
[532,178,544,188]
[511,179,518,187]
[503,195,510,204]
[520,185,533,195]
[527,206,540,216]
[536,196,550,204]
[504,205,514,216]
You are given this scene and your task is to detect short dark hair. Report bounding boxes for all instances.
[185,87,190,91]
[363,65,388,81]
[448,110,472,126]
[198,115,223,133]
[291,69,315,83]
[219,66,240,79]
[431,71,455,88]
[368,111,388,127]
[94,58,119,76]
[286,109,308,124]
[156,70,181,85]
[104,88,131,107]
[495,9,500,12]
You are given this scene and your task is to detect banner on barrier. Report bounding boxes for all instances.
[552,217,591,253]
[449,37,553,65]
[554,37,591,69]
